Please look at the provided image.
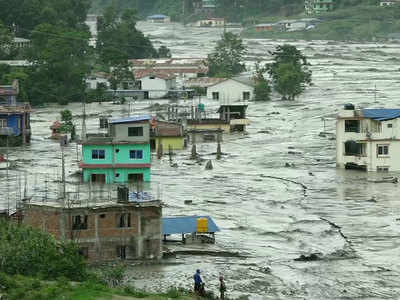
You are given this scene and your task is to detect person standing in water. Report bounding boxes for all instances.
[194,269,202,293]
[219,276,226,299]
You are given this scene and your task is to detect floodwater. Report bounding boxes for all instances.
[2,21,400,299]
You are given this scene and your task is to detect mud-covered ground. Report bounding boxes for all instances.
[2,22,400,299]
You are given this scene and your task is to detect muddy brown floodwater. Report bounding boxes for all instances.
[2,21,400,299]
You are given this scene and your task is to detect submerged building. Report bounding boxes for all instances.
[0,80,31,145]
[23,188,162,261]
[336,105,400,172]
[80,115,152,184]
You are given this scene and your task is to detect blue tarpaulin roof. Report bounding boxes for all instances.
[362,109,400,121]
[162,216,220,235]
[110,115,151,124]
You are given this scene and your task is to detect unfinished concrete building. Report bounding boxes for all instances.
[23,190,162,262]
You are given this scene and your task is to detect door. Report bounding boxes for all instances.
[128,173,144,183]
[91,173,106,183]
[144,91,149,99]
[212,92,219,100]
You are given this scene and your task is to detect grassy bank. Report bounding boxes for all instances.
[0,273,197,300]
[242,5,400,41]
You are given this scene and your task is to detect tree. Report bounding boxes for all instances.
[25,23,92,105]
[109,62,135,91]
[60,109,74,134]
[0,22,16,60]
[158,45,172,58]
[208,31,247,78]
[97,6,158,66]
[253,61,271,101]
[267,45,311,100]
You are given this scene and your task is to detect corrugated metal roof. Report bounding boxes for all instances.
[162,216,220,235]
[148,14,168,19]
[110,115,152,124]
[362,109,400,121]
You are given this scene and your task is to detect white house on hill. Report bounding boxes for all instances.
[135,70,176,99]
[206,77,254,102]
[336,104,400,172]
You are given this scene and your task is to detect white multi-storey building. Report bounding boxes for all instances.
[336,105,400,172]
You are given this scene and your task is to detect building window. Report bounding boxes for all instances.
[100,214,106,219]
[72,215,88,230]
[212,92,219,100]
[377,166,389,173]
[115,149,120,153]
[78,247,89,259]
[0,119,7,127]
[128,127,143,137]
[115,173,120,178]
[92,149,105,159]
[344,120,360,133]
[377,144,389,156]
[118,213,131,228]
[388,124,393,128]
[116,245,127,259]
[243,92,250,100]
[344,141,366,156]
[129,150,143,159]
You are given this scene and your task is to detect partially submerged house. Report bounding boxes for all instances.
[135,70,177,99]
[0,80,31,145]
[129,58,208,85]
[147,14,171,23]
[80,115,152,184]
[23,188,162,261]
[187,104,250,135]
[207,77,255,101]
[150,120,185,152]
[195,18,225,27]
[336,104,400,172]
[254,23,277,32]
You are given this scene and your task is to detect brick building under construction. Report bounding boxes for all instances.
[23,190,162,262]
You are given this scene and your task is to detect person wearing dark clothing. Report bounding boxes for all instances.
[219,276,226,300]
[194,269,203,293]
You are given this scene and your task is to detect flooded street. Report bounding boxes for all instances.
[2,21,400,299]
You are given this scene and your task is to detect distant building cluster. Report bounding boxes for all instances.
[305,0,334,15]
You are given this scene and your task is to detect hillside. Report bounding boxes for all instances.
[242,4,400,41]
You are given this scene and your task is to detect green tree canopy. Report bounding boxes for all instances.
[0,221,87,280]
[208,31,247,78]
[97,6,158,66]
[25,24,92,105]
[267,45,312,100]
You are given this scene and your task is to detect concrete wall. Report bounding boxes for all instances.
[82,144,151,165]
[154,136,185,151]
[23,204,162,261]
[207,79,254,101]
[139,76,176,99]
[187,123,231,133]
[336,114,400,171]
[111,122,150,143]
[83,167,151,183]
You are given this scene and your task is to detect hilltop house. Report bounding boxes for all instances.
[134,70,177,99]
[0,80,31,145]
[336,105,400,172]
[194,0,217,14]
[305,0,334,14]
[23,188,162,261]
[80,115,152,184]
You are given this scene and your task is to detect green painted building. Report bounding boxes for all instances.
[80,115,152,184]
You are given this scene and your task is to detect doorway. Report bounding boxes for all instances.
[128,173,144,183]
[91,173,106,183]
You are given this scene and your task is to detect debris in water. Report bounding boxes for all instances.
[205,160,213,170]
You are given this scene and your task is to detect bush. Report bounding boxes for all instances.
[124,285,149,298]
[166,287,181,298]
[0,221,87,281]
[98,264,126,287]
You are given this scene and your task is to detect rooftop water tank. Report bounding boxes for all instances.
[197,217,208,233]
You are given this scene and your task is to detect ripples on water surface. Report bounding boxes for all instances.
[1,21,400,299]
